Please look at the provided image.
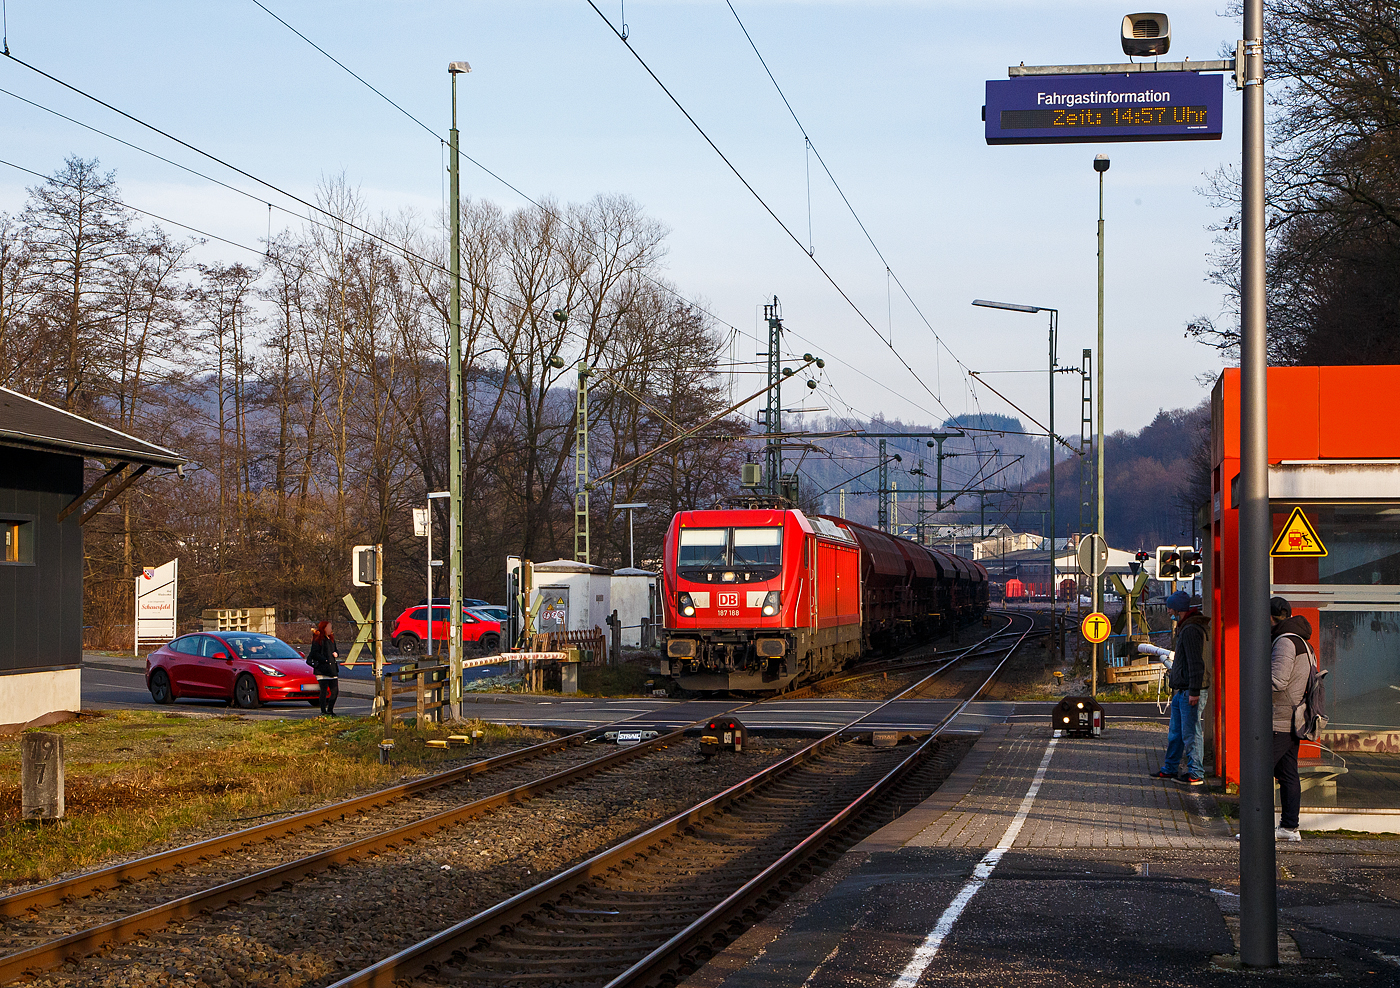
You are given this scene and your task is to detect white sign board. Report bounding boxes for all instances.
[135,558,178,651]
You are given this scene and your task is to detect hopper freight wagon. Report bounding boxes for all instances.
[661,508,988,692]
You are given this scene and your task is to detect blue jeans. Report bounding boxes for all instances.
[1191,689,1209,776]
[1160,690,1202,779]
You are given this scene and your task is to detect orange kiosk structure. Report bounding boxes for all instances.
[1212,366,1400,804]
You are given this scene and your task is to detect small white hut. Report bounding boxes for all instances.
[610,567,659,648]
[529,559,613,640]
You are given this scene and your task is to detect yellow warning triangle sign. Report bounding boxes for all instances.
[1271,507,1327,557]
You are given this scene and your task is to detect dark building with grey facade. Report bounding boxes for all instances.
[1,387,182,728]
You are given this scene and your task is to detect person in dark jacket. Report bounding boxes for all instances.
[1151,589,1210,785]
[306,620,339,716]
[1270,597,1313,842]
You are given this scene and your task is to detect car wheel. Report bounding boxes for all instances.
[480,633,501,656]
[234,673,260,709]
[149,669,173,705]
[308,699,321,707]
[396,634,422,656]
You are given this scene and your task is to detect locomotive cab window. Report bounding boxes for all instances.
[678,529,728,571]
[677,526,783,582]
[733,528,782,567]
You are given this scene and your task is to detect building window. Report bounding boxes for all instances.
[1,519,34,565]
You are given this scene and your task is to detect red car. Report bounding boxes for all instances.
[146,632,323,708]
[391,605,502,656]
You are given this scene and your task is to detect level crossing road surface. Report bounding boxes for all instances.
[680,721,1400,988]
[82,654,1175,730]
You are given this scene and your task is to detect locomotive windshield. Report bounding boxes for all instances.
[733,528,782,566]
[677,528,727,569]
[676,526,783,581]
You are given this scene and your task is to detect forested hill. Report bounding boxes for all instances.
[796,402,1211,551]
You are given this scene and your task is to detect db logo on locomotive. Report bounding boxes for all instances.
[718,593,739,607]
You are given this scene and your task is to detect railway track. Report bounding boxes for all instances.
[0,707,777,983]
[0,614,1032,988]
[781,612,1021,700]
[321,611,1037,988]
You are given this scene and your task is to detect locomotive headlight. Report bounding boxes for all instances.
[678,592,696,617]
[761,591,780,616]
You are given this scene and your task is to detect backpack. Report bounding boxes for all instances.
[1287,635,1328,741]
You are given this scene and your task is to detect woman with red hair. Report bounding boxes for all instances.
[306,620,340,715]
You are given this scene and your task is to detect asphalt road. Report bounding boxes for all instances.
[85,658,1171,732]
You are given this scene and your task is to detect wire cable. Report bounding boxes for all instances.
[244,0,758,352]
[248,0,440,141]
[584,0,961,425]
[723,2,983,401]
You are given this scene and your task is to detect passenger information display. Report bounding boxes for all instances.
[985,72,1223,145]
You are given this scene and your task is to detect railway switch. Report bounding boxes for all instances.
[700,718,747,758]
[1053,697,1104,737]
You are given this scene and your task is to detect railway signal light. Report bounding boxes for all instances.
[1178,547,1202,580]
[1156,545,1180,582]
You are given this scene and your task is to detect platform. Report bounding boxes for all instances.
[683,721,1400,987]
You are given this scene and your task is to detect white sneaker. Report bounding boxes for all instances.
[1275,827,1302,842]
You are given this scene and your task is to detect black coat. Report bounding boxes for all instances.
[307,637,338,677]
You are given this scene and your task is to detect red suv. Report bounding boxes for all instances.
[391,605,502,656]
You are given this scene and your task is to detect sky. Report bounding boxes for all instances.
[0,0,1243,441]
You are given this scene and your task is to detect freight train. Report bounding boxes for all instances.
[661,507,989,692]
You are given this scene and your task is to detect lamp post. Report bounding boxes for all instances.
[615,502,649,569]
[1093,154,1110,699]
[972,299,1059,631]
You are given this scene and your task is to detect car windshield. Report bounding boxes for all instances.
[221,633,301,660]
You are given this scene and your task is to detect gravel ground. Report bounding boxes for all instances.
[15,735,811,988]
[815,616,1037,702]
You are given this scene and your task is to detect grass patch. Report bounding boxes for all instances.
[0,710,552,887]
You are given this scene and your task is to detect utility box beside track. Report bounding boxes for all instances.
[700,717,746,758]
[1053,696,1104,737]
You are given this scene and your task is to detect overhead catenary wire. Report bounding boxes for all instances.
[722,2,986,411]
[243,0,761,355]
[583,0,963,428]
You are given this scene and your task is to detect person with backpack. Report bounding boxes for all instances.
[1150,589,1210,786]
[1270,596,1314,842]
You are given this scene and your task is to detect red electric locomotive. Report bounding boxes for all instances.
[661,507,989,692]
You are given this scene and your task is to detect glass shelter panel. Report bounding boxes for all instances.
[1270,503,1400,812]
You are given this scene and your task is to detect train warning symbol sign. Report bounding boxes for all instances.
[1271,507,1327,557]
[1081,611,1111,644]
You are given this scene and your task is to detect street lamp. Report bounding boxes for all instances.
[615,502,649,569]
[1094,154,1109,699]
[972,298,1059,631]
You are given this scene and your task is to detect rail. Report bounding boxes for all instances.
[321,610,1037,988]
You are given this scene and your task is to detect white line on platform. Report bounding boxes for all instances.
[891,736,1059,987]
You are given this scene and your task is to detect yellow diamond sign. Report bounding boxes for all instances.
[1270,507,1327,558]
